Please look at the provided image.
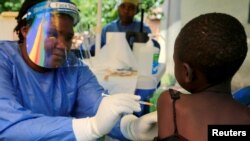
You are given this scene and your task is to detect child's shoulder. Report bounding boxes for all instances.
[158,89,181,106]
[157,89,171,104]
[157,88,191,107]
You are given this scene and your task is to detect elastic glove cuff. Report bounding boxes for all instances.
[120,114,138,140]
[72,118,100,141]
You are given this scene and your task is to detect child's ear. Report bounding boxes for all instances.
[183,63,194,83]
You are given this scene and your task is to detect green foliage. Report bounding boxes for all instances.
[161,73,176,86]
[101,0,118,26]
[0,0,23,13]
[142,0,164,13]
[72,0,97,31]
[149,88,163,112]
[72,0,118,31]
[0,0,164,31]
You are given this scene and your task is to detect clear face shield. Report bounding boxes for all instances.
[24,1,90,69]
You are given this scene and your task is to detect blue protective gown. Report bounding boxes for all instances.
[233,86,250,106]
[0,41,126,141]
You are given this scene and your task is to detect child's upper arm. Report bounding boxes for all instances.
[157,90,174,137]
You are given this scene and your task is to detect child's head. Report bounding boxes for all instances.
[174,13,247,92]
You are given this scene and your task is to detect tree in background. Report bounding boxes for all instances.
[72,0,118,32]
[0,0,23,13]
[72,0,164,31]
[0,0,164,31]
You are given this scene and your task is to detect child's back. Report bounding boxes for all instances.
[156,13,250,141]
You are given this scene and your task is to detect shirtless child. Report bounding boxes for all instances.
[155,13,250,141]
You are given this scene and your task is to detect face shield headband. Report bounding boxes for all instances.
[23,1,80,25]
[23,1,90,69]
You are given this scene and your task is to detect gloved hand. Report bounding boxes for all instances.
[121,111,158,141]
[72,93,141,141]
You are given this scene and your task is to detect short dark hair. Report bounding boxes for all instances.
[14,0,77,44]
[175,13,247,84]
[14,0,46,43]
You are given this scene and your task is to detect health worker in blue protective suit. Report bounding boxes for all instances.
[0,0,158,141]
[90,0,160,54]
[100,0,151,46]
